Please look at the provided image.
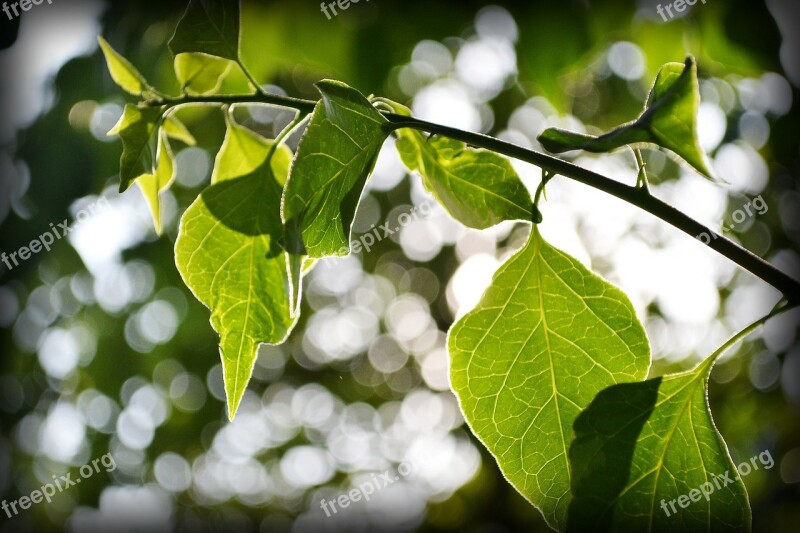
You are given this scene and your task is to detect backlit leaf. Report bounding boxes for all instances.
[108,104,163,192]
[282,80,389,258]
[169,0,240,61]
[136,130,175,235]
[175,143,296,420]
[539,57,716,180]
[162,115,196,146]
[174,52,233,95]
[389,102,536,228]
[448,227,650,530]
[211,113,291,185]
[97,36,150,96]
[565,321,763,531]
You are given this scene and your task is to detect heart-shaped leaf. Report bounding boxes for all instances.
[448,226,650,530]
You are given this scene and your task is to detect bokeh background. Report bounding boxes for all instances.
[1,0,800,531]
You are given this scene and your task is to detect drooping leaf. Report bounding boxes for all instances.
[174,52,233,95]
[108,104,164,192]
[282,80,389,258]
[136,131,175,235]
[175,143,296,420]
[397,132,537,227]
[388,102,537,227]
[448,227,650,530]
[97,36,151,96]
[162,115,197,146]
[563,308,789,532]
[538,57,716,180]
[168,0,240,61]
[212,113,305,314]
[211,113,291,185]
[563,315,773,532]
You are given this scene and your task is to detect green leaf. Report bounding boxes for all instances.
[448,227,650,530]
[388,100,536,227]
[539,57,716,180]
[211,113,302,312]
[566,331,760,531]
[174,53,233,95]
[162,116,197,146]
[211,113,291,185]
[282,80,389,258]
[175,145,296,420]
[108,104,164,192]
[136,131,175,235]
[396,131,537,228]
[97,36,150,96]
[168,0,240,61]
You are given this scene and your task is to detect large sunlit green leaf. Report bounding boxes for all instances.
[136,131,175,235]
[97,36,151,96]
[565,323,766,532]
[282,80,389,258]
[168,0,240,61]
[539,57,716,180]
[389,103,537,228]
[108,104,163,192]
[448,227,650,530]
[174,53,233,95]
[175,143,296,420]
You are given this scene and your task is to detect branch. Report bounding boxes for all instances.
[145,93,800,301]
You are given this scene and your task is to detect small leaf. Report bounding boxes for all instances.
[108,104,163,192]
[566,348,752,530]
[175,147,296,420]
[386,100,535,227]
[539,57,716,180]
[643,59,714,179]
[136,131,175,235]
[282,80,389,258]
[168,0,240,61]
[395,127,536,228]
[162,116,197,146]
[174,52,233,95]
[448,227,650,530]
[97,36,150,96]
[211,113,291,184]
